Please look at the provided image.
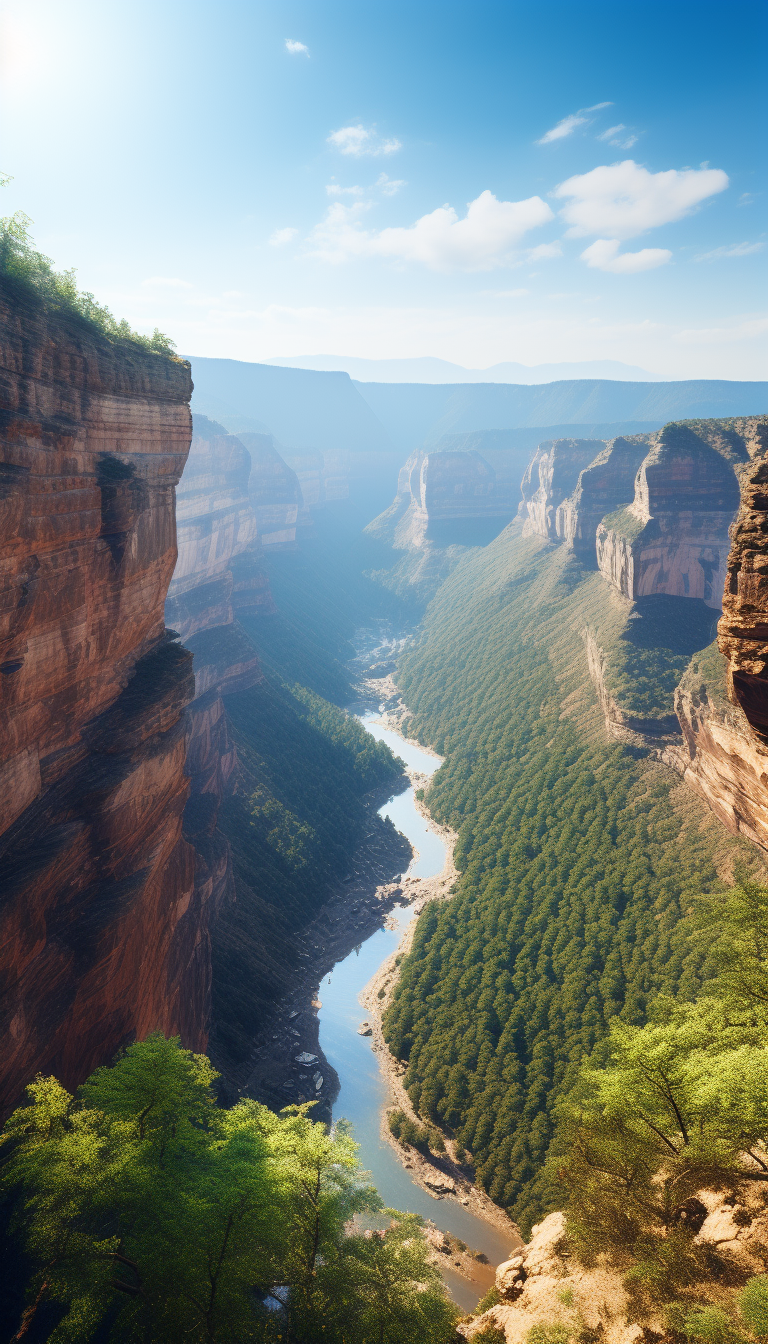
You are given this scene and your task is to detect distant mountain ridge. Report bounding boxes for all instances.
[264,354,663,384]
[188,355,767,456]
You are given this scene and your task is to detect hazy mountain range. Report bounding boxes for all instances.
[264,354,667,384]
[189,356,768,455]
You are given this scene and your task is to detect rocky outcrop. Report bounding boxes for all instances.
[0,284,200,1117]
[461,1190,768,1344]
[666,650,768,851]
[596,423,741,609]
[521,438,606,541]
[236,432,302,548]
[165,417,269,930]
[718,418,768,739]
[555,436,649,561]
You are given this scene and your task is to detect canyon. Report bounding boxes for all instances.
[2,284,767,1340]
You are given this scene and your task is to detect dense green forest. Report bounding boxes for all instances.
[383,526,763,1233]
[1,1038,458,1344]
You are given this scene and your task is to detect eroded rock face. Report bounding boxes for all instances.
[165,417,268,931]
[236,432,302,547]
[718,418,768,739]
[521,439,606,541]
[371,448,520,550]
[556,436,649,562]
[596,423,741,609]
[0,285,200,1116]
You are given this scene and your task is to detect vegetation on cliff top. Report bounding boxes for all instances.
[0,208,177,356]
[382,529,761,1233]
[1,1037,458,1344]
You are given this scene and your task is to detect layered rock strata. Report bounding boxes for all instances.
[718,418,768,738]
[577,416,768,853]
[596,423,741,609]
[372,448,521,550]
[165,417,269,929]
[520,438,606,541]
[555,435,649,561]
[0,286,199,1116]
[236,432,302,548]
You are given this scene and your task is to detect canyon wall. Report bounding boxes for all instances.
[595,423,741,608]
[555,435,649,561]
[520,438,606,541]
[549,415,768,852]
[0,285,199,1116]
[165,416,271,932]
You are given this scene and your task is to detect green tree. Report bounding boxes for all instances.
[2,1038,459,1344]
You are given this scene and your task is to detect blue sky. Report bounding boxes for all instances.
[1,0,766,376]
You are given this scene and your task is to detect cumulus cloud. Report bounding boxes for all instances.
[326,182,366,197]
[285,39,309,55]
[580,238,672,273]
[555,159,729,238]
[269,227,299,247]
[537,101,613,144]
[694,240,764,261]
[306,190,554,271]
[327,124,402,157]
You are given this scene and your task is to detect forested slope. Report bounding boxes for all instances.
[383,526,764,1233]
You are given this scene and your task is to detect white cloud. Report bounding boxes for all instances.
[269,227,299,247]
[285,39,309,55]
[739,193,755,206]
[306,190,554,271]
[141,276,193,288]
[695,240,764,261]
[327,124,402,157]
[326,182,365,197]
[376,172,406,196]
[580,238,672,273]
[596,123,638,149]
[537,113,589,144]
[537,102,613,144]
[555,159,729,238]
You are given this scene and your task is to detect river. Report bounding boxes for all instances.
[316,714,516,1311]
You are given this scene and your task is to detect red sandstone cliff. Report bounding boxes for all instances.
[520,438,606,541]
[595,423,741,609]
[0,283,199,1117]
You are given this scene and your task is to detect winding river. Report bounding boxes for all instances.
[317,715,516,1311]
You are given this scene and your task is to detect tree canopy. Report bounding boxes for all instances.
[2,1036,458,1344]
